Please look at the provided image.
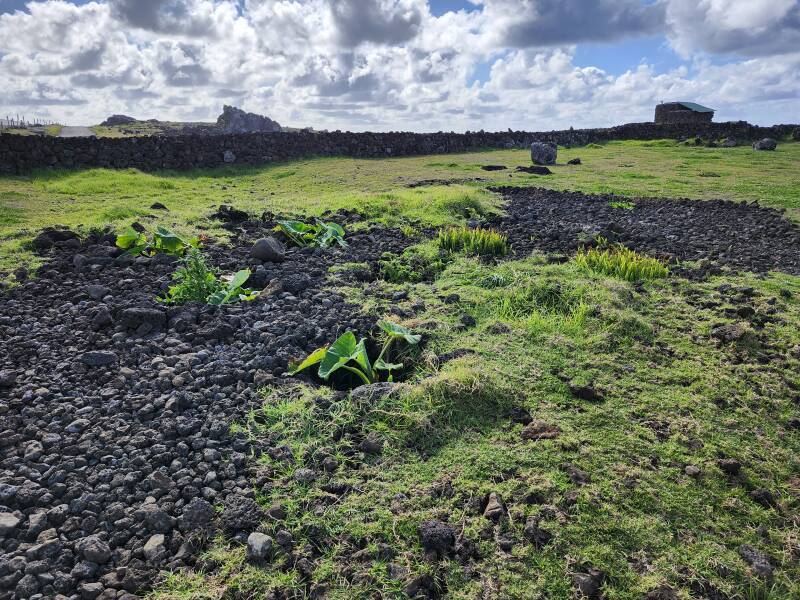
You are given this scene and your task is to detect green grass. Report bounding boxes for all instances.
[5,137,796,597]
[1,139,799,276]
[438,226,508,256]
[156,256,800,599]
[575,240,669,281]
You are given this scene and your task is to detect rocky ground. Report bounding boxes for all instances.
[491,186,800,276]
[0,213,410,600]
[1,189,800,599]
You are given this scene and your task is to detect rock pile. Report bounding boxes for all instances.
[0,216,411,598]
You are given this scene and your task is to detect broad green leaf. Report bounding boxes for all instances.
[374,357,403,372]
[153,227,186,254]
[318,331,358,379]
[378,321,421,345]
[116,226,145,250]
[227,269,251,290]
[290,346,328,375]
[352,338,372,379]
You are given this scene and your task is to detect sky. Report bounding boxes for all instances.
[0,0,798,131]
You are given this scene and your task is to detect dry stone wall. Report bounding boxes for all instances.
[1,121,797,174]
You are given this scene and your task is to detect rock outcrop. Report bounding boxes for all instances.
[216,105,281,134]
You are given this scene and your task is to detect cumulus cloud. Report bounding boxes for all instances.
[477,0,665,47]
[0,0,797,129]
[666,0,800,57]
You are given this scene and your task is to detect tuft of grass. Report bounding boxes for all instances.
[575,239,668,281]
[609,200,635,210]
[379,240,448,283]
[438,226,508,257]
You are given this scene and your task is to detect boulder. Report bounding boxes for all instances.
[250,237,286,262]
[143,534,167,562]
[530,141,557,165]
[216,105,281,134]
[753,138,777,151]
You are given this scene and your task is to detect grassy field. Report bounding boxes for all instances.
[1,139,799,598]
[1,139,799,276]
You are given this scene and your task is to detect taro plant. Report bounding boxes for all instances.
[291,321,421,386]
[438,227,508,257]
[158,249,258,305]
[116,225,199,257]
[275,219,348,249]
[575,237,668,282]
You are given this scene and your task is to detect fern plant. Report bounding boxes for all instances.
[438,227,508,257]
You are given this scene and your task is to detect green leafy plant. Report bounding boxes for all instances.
[208,269,259,305]
[116,225,198,256]
[379,241,448,283]
[575,238,668,282]
[275,219,348,248]
[438,227,508,257]
[291,321,421,386]
[159,249,258,305]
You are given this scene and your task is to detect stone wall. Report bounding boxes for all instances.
[1,121,797,174]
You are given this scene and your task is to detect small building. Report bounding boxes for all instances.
[654,102,714,124]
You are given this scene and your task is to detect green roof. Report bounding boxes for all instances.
[677,101,715,113]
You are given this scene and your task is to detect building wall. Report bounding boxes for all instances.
[1,121,796,174]
[655,104,714,124]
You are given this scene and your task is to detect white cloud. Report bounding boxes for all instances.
[0,0,797,129]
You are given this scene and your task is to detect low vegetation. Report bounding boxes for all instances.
[291,321,421,386]
[575,238,669,281]
[275,219,348,248]
[437,226,508,257]
[116,225,198,257]
[158,249,257,305]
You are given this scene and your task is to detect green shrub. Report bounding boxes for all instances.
[275,219,347,248]
[438,227,508,257]
[158,249,258,305]
[116,225,198,257]
[575,239,668,282]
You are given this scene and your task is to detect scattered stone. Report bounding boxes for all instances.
[223,150,236,163]
[530,141,557,165]
[212,204,249,223]
[684,465,701,478]
[78,536,112,564]
[711,322,752,343]
[246,532,273,562]
[119,307,166,331]
[150,202,168,210]
[86,284,110,300]
[569,381,604,402]
[221,495,264,535]
[523,517,553,548]
[480,165,507,171]
[143,534,167,562]
[738,544,773,579]
[80,350,119,367]
[646,584,678,599]
[0,512,21,535]
[294,468,317,484]
[0,369,17,387]
[460,313,476,328]
[571,568,604,599]
[718,458,742,476]
[749,488,777,508]
[66,418,90,434]
[562,463,591,485]
[483,492,505,521]
[79,582,104,599]
[419,520,455,556]
[251,237,286,262]
[515,165,552,175]
[360,433,384,455]
[752,138,777,151]
[567,157,582,165]
[521,420,561,441]
[349,382,398,403]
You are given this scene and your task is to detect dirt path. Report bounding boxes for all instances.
[59,126,95,137]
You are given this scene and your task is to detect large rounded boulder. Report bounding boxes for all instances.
[530,141,557,165]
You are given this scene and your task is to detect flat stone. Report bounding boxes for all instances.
[0,512,21,535]
[143,533,167,562]
[80,351,118,367]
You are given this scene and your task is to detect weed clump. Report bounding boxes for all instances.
[438,227,508,257]
[159,249,258,305]
[379,241,448,283]
[575,239,668,282]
